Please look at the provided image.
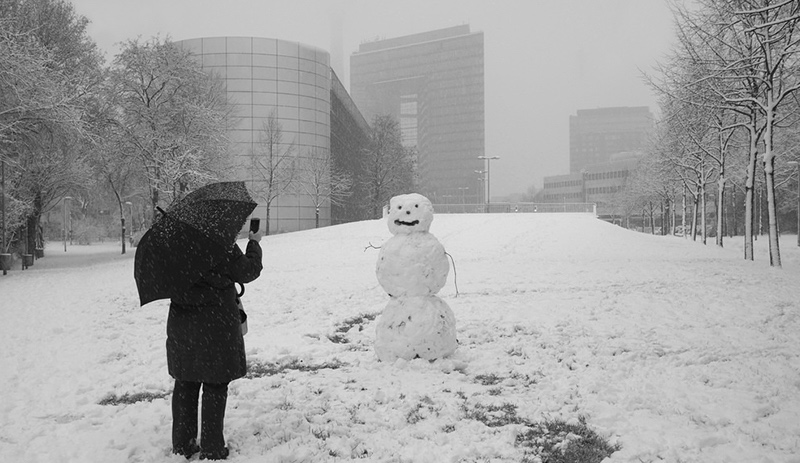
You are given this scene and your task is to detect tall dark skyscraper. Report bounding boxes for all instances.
[569,106,653,174]
[350,25,485,204]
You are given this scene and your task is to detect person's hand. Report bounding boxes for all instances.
[249,230,263,242]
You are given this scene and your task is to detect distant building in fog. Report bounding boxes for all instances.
[350,25,485,204]
[569,106,653,174]
[539,151,642,218]
[178,37,369,233]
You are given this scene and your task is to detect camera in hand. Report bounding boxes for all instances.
[249,218,260,234]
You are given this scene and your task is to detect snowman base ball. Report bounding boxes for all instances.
[375,296,457,362]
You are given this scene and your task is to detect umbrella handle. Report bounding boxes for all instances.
[235,281,245,297]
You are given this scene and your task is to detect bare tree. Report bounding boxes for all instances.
[108,36,230,223]
[738,1,800,266]
[362,114,415,218]
[0,0,99,143]
[620,149,669,234]
[0,0,102,255]
[87,106,144,254]
[665,0,800,265]
[671,105,740,245]
[649,93,713,242]
[0,28,61,253]
[294,147,352,228]
[0,27,83,143]
[249,110,296,235]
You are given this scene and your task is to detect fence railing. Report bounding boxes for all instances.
[433,203,597,215]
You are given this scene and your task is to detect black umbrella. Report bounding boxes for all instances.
[134,181,258,306]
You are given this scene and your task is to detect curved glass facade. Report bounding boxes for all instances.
[178,37,332,233]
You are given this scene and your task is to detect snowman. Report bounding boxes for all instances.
[374,193,457,361]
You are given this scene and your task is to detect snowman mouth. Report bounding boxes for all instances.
[394,219,420,227]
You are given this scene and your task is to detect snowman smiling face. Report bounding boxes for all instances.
[387,193,434,235]
[395,217,419,227]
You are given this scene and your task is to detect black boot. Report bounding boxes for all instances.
[172,380,202,458]
[199,446,229,460]
[172,438,201,459]
[199,382,230,460]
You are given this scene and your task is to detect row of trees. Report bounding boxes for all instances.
[1,0,104,255]
[615,0,800,267]
[1,0,416,255]
[0,0,233,255]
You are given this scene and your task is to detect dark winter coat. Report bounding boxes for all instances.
[167,239,263,383]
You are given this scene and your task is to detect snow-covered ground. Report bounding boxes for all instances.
[1,213,799,463]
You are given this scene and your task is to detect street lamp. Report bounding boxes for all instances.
[457,187,469,204]
[478,156,500,212]
[1,156,5,255]
[125,201,134,236]
[475,170,486,206]
[63,196,72,252]
[789,161,800,246]
[0,157,6,275]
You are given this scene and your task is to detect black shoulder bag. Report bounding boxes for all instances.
[235,282,248,335]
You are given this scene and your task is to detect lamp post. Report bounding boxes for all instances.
[789,161,800,246]
[580,170,588,203]
[478,156,500,212]
[63,196,72,252]
[1,156,5,255]
[120,202,128,255]
[474,170,486,209]
[0,157,6,275]
[125,201,134,236]
[457,187,469,205]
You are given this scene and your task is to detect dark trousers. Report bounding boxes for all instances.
[172,379,229,453]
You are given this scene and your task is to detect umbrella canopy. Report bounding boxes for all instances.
[134,181,257,306]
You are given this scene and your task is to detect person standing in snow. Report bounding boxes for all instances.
[167,230,263,460]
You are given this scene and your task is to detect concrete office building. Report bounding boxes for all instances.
[541,152,641,201]
[539,151,641,218]
[350,25,485,204]
[569,106,653,174]
[536,106,651,217]
[178,37,369,233]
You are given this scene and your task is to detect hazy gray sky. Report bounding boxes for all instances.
[70,0,676,198]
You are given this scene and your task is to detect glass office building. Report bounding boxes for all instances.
[350,25,485,205]
[178,37,369,233]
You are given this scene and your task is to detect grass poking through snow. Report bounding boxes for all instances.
[516,416,620,463]
[461,399,619,462]
[98,391,171,406]
[245,358,346,379]
[327,312,380,344]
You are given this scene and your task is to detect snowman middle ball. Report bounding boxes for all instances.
[376,233,449,296]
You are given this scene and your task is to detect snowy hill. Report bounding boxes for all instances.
[1,212,799,462]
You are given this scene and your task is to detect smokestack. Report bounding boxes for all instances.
[328,1,346,87]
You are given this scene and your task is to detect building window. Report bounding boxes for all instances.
[400,94,418,148]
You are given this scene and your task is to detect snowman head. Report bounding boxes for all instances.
[387,193,434,235]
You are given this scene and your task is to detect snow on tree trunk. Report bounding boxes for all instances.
[763,95,782,267]
[716,175,725,247]
[700,178,707,245]
[682,188,687,239]
[744,131,758,260]
[265,205,271,236]
[691,192,699,242]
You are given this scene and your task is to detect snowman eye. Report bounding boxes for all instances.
[397,206,401,209]
[415,204,419,208]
